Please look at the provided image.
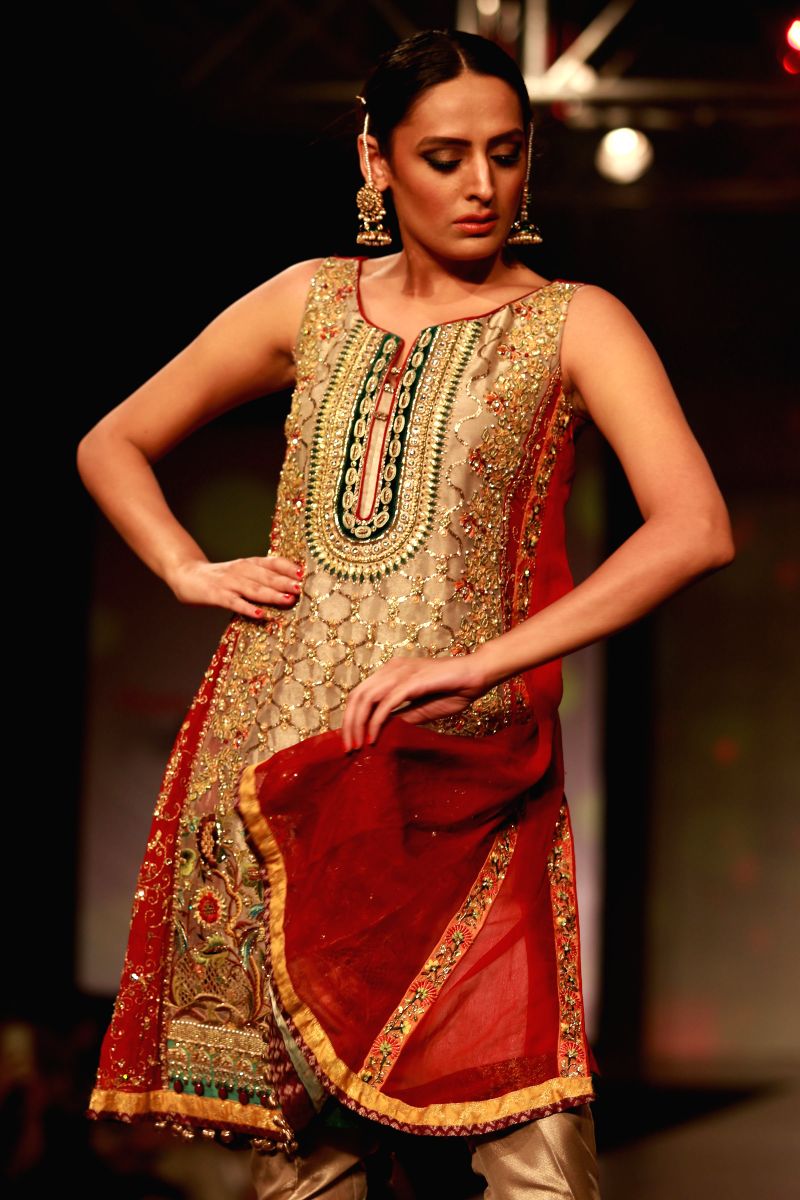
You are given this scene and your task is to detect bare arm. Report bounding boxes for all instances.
[467,283,736,686]
[340,284,736,750]
[76,256,325,617]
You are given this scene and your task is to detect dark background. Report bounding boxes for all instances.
[13,2,799,1196]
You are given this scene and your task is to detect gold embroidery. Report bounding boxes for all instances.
[88,1085,294,1150]
[269,257,360,563]
[547,799,590,1077]
[305,319,482,580]
[95,256,595,1143]
[343,333,402,531]
[354,355,404,524]
[512,385,576,626]
[156,263,588,1113]
[429,283,584,737]
[250,260,586,755]
[166,1017,275,1102]
[161,617,286,1100]
[98,628,238,1094]
[359,821,517,1088]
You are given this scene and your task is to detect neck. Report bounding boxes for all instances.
[374,242,525,304]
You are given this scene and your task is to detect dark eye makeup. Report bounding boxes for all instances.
[425,153,522,173]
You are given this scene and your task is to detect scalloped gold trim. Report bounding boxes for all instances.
[237,763,594,1128]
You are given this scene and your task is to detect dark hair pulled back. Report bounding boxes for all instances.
[356,29,532,162]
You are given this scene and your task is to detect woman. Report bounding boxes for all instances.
[78,27,734,1200]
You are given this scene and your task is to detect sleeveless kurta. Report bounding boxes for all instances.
[87,254,600,1155]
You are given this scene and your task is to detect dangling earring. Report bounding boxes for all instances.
[355,97,392,247]
[506,124,543,246]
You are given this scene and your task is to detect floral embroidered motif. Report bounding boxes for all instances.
[191,886,224,928]
[359,821,517,1088]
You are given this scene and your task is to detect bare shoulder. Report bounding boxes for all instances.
[267,255,327,296]
[179,255,328,389]
[560,284,658,420]
[245,256,327,355]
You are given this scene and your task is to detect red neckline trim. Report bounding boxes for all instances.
[352,254,563,343]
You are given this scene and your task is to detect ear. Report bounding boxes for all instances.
[358,133,392,192]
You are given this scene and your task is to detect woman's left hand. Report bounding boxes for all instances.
[340,654,489,753]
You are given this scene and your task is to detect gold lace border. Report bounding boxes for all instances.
[87,1085,291,1140]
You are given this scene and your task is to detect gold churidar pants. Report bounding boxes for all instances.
[249,1103,601,1199]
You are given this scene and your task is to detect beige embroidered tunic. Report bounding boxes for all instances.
[87,254,597,1150]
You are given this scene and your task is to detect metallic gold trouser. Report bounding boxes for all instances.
[249,1103,601,1199]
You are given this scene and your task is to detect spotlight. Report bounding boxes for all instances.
[594,127,654,184]
[781,18,800,72]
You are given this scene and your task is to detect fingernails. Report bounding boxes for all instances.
[296,567,304,578]
[254,608,263,617]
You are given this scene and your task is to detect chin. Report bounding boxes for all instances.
[406,230,505,260]
[449,236,504,255]
[429,232,503,256]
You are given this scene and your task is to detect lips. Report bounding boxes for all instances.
[454,213,500,235]
[455,213,498,224]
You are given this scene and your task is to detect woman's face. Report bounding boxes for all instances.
[365,71,528,261]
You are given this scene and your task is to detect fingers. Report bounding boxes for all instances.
[240,555,306,616]
[364,686,413,745]
[226,591,277,621]
[171,556,307,619]
[341,663,419,752]
[340,665,392,752]
[261,555,305,594]
[340,679,376,753]
[340,658,477,752]
[258,554,304,580]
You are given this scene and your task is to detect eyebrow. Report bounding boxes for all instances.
[416,129,525,149]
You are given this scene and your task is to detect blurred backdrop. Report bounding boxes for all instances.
[11,2,798,1197]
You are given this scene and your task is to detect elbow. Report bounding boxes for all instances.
[691,514,736,571]
[76,430,97,486]
[76,426,110,490]
[713,534,736,568]
[76,434,88,482]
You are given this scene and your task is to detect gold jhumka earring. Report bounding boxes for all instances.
[505,124,543,246]
[355,95,392,247]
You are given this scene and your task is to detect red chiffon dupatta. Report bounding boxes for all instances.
[236,707,597,1136]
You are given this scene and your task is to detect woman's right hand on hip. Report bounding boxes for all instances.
[167,555,304,619]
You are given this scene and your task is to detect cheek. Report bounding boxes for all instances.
[499,169,524,201]
[400,168,457,219]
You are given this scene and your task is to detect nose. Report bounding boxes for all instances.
[466,153,495,203]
